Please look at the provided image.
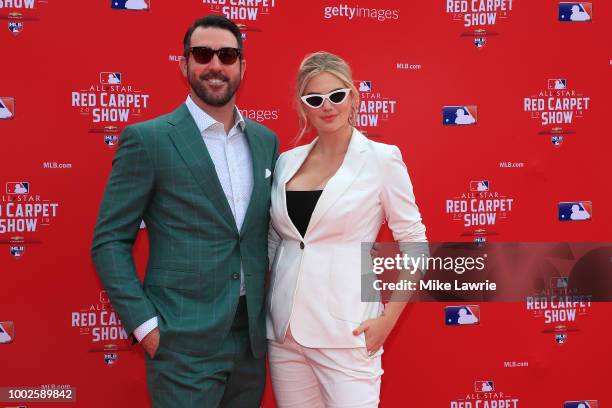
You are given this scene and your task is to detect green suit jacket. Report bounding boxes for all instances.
[91,103,278,358]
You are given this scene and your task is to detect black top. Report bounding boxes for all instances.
[286,190,323,238]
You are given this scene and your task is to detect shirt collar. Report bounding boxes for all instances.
[185,95,246,135]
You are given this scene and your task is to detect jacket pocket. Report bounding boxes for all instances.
[328,247,382,324]
[144,268,199,290]
[328,248,364,323]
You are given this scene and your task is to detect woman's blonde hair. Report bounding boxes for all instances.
[295,51,360,144]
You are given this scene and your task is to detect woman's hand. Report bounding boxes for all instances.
[352,314,395,355]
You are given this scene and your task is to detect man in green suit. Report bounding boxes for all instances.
[91,15,278,408]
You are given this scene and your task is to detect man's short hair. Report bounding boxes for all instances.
[183,15,243,58]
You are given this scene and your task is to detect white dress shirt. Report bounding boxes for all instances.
[133,95,253,342]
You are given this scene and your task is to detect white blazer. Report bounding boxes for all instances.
[267,129,426,348]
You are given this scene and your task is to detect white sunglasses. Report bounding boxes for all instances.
[300,88,351,109]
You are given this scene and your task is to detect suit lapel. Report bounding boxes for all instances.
[167,104,238,233]
[239,123,265,236]
[280,138,318,239]
[306,129,368,236]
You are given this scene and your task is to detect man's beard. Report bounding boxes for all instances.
[189,69,241,107]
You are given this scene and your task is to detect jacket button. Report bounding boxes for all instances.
[300,242,305,249]
[232,273,240,280]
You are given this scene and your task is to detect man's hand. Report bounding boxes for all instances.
[140,327,160,358]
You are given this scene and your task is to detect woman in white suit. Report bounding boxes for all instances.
[267,52,427,407]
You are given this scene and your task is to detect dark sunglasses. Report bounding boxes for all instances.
[300,88,351,109]
[189,47,241,65]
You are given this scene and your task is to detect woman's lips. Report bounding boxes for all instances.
[321,114,337,122]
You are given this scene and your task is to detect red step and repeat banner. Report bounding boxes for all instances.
[2,0,611,407]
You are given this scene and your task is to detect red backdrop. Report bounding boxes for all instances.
[1,0,611,406]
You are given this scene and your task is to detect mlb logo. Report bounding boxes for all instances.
[474,380,494,392]
[100,72,122,85]
[474,37,486,48]
[556,333,568,344]
[0,97,15,120]
[558,201,592,221]
[8,21,23,35]
[564,401,598,408]
[548,78,567,89]
[10,245,25,258]
[470,180,489,192]
[474,236,486,246]
[111,0,150,10]
[104,353,119,365]
[100,290,110,304]
[358,81,372,93]
[442,106,478,125]
[0,321,15,344]
[551,277,569,288]
[6,182,29,195]
[445,305,480,326]
[104,135,118,147]
[551,135,564,146]
[558,3,592,22]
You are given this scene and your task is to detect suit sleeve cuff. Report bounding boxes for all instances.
[133,316,158,342]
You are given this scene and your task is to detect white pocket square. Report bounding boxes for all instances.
[265,168,272,179]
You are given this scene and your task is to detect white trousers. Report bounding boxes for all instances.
[268,329,383,408]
